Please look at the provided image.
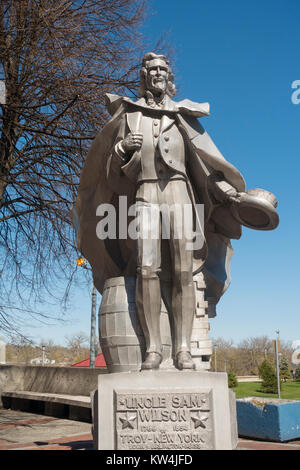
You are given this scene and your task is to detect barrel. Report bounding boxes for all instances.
[99,276,172,373]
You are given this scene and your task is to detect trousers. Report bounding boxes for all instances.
[135,179,195,356]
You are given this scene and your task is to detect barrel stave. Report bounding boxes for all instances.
[99,276,171,372]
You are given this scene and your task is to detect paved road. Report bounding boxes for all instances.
[1,409,300,450]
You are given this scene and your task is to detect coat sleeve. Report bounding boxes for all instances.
[207,171,240,204]
[176,113,246,192]
[106,115,127,178]
[105,115,138,194]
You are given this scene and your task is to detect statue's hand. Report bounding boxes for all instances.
[121,132,143,153]
[226,189,242,204]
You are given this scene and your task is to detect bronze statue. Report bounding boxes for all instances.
[74,52,278,372]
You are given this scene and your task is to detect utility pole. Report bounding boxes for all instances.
[90,282,97,368]
[275,330,281,399]
[42,345,46,366]
[77,257,97,368]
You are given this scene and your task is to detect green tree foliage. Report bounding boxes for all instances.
[295,364,300,381]
[227,369,238,388]
[279,355,291,382]
[258,360,281,394]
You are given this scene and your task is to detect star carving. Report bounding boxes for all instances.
[119,413,137,430]
[191,413,209,429]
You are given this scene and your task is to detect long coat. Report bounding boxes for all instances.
[74,94,246,307]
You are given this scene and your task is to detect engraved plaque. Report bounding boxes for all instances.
[115,389,213,450]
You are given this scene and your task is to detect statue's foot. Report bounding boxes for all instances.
[176,351,195,370]
[141,352,162,370]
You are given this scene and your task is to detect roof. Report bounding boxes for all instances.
[71,353,106,368]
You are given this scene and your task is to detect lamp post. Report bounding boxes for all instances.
[76,257,97,368]
[42,344,46,366]
[275,330,281,399]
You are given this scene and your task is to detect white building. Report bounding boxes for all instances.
[30,357,55,365]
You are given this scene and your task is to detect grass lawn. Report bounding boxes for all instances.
[233,381,300,400]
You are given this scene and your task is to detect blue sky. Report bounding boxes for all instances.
[10,0,300,347]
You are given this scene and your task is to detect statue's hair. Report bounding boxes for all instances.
[139,52,177,98]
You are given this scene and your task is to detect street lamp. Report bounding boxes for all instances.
[275,329,281,399]
[76,257,86,267]
[76,257,97,368]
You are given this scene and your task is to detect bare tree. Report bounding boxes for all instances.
[212,337,236,372]
[6,334,36,363]
[0,0,151,335]
[237,336,273,374]
[65,331,89,362]
[211,336,294,376]
[7,334,90,363]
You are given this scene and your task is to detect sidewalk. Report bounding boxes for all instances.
[0,409,93,450]
[1,409,300,450]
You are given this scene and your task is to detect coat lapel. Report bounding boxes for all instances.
[160,114,175,134]
[160,96,176,133]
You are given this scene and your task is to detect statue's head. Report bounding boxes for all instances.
[139,52,177,98]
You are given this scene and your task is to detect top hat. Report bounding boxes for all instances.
[230,188,279,231]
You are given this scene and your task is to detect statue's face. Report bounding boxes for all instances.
[145,59,169,96]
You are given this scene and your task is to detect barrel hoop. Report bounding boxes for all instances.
[103,276,136,288]
[99,304,137,314]
[101,336,144,346]
[99,306,168,315]
[101,335,171,347]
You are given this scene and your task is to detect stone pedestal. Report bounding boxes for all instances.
[93,370,238,450]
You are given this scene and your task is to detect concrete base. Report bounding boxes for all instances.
[93,370,238,450]
[237,397,300,442]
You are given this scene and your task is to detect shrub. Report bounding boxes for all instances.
[228,369,238,388]
[295,365,300,381]
[258,360,280,393]
[279,355,291,382]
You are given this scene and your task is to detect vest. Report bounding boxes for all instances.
[137,111,187,183]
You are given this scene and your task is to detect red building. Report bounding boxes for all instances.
[72,353,106,368]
